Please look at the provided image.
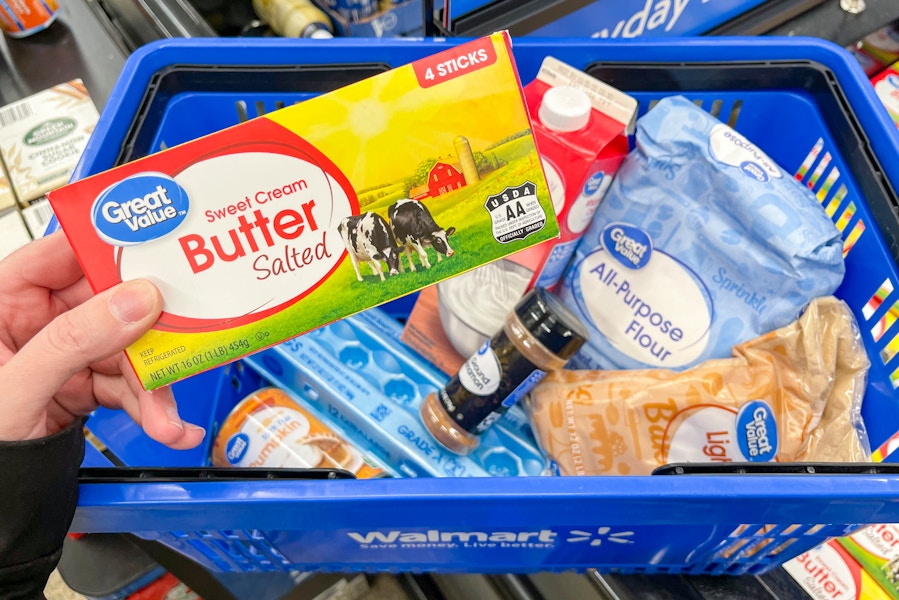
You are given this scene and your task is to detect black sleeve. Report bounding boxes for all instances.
[0,420,85,600]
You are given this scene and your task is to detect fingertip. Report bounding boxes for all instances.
[164,423,206,450]
[182,423,207,449]
[143,416,189,447]
[108,279,163,325]
[138,390,203,449]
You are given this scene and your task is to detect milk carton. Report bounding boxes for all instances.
[48,33,558,390]
[510,56,635,290]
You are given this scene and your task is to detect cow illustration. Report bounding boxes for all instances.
[337,212,402,282]
[388,199,456,272]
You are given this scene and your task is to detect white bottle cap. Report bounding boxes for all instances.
[538,86,591,132]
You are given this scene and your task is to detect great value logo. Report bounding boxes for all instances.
[91,172,189,245]
[602,223,651,269]
[583,172,605,196]
[226,433,250,464]
[735,400,778,462]
[709,124,781,183]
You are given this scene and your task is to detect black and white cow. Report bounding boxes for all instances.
[388,199,456,272]
[337,212,402,282]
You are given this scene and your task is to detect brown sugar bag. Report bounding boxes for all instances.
[525,296,871,476]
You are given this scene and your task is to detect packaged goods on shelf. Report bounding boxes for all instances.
[0,80,98,206]
[0,208,31,260]
[784,539,893,600]
[0,158,14,213]
[872,66,899,128]
[839,524,899,599]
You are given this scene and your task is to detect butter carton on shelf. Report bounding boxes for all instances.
[871,66,899,128]
[784,539,893,600]
[48,33,558,390]
[0,80,99,205]
[838,524,899,598]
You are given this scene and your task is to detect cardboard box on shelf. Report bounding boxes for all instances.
[849,44,888,78]
[48,33,558,390]
[0,79,99,206]
[0,158,15,213]
[861,25,899,69]
[21,197,54,238]
[0,208,33,260]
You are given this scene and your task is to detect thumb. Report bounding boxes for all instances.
[4,279,162,408]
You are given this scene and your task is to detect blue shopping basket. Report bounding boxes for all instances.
[67,36,899,575]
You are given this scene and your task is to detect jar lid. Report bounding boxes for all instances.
[514,287,588,361]
[538,86,591,133]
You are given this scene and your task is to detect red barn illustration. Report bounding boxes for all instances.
[410,135,480,200]
[429,162,465,196]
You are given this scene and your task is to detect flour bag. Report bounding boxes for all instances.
[559,95,845,371]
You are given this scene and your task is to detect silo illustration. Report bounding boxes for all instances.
[454,135,480,185]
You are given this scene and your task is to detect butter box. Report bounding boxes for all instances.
[0,80,99,205]
[48,33,558,390]
[784,539,893,600]
[872,66,899,128]
[838,524,899,599]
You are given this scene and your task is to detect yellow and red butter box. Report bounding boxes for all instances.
[48,33,558,390]
[784,539,893,600]
[837,524,899,599]
[871,66,899,128]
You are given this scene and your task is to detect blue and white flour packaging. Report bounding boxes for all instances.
[559,96,845,371]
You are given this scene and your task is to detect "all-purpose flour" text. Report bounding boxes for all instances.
[587,261,684,362]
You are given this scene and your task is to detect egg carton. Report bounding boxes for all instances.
[245,306,551,478]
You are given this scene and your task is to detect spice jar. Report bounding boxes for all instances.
[420,287,587,455]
